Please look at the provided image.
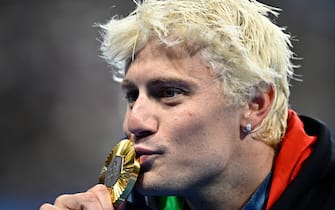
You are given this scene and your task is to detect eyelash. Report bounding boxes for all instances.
[124,87,186,106]
[154,87,185,98]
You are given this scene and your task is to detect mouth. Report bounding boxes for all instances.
[135,146,162,170]
[135,146,157,157]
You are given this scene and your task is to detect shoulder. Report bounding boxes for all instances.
[272,114,335,210]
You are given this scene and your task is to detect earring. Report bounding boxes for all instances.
[245,123,252,134]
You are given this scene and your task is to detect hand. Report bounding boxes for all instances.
[39,184,125,210]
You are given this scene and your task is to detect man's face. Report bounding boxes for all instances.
[122,40,244,197]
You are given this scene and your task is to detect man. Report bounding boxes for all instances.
[40,0,335,209]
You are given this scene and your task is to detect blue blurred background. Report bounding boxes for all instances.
[0,0,334,209]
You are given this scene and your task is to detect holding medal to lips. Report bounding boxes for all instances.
[39,38,275,210]
[40,0,335,209]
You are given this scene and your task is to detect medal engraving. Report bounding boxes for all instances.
[105,155,123,187]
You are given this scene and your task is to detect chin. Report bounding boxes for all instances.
[135,177,167,196]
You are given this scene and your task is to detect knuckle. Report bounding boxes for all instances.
[39,203,53,210]
[54,194,69,204]
[89,184,108,192]
[81,191,99,203]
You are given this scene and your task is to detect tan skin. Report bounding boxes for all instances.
[40,40,275,210]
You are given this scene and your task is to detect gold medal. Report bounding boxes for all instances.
[99,139,140,207]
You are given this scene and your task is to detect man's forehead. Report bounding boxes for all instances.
[121,39,219,86]
[132,40,191,62]
[127,41,210,70]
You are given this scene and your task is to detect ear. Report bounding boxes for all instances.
[241,85,275,132]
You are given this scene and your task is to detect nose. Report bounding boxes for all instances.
[123,96,158,141]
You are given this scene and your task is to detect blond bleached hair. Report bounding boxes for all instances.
[99,0,296,147]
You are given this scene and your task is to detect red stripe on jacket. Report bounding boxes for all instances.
[266,110,317,209]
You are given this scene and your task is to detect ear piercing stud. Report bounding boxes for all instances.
[245,123,252,134]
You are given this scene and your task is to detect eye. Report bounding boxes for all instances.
[155,87,185,98]
[160,88,184,98]
[150,87,187,106]
[124,89,139,105]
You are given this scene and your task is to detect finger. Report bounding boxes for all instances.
[54,192,105,210]
[87,184,113,209]
[39,203,59,210]
[88,184,128,210]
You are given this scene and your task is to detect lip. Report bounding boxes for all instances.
[135,146,158,156]
[135,146,162,168]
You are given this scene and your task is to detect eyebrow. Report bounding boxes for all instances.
[121,79,136,90]
[121,77,195,90]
